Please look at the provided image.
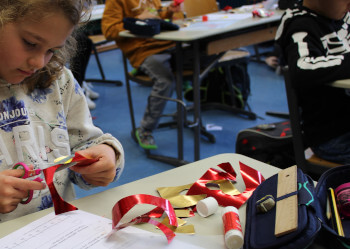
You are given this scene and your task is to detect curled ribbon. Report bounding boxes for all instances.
[112,194,178,243]
[186,161,264,208]
[43,152,98,215]
[157,184,206,208]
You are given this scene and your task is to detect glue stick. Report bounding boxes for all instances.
[196,197,218,217]
[222,206,244,249]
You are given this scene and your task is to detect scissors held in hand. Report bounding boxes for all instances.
[12,162,44,204]
[12,155,76,204]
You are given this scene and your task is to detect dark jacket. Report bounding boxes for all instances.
[275,6,350,146]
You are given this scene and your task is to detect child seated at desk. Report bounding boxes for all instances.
[275,0,350,164]
[102,0,182,150]
[0,0,124,223]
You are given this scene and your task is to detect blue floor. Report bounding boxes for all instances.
[74,45,289,198]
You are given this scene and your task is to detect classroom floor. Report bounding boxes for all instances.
[74,45,289,198]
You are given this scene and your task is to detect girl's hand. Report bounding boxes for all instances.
[70,144,117,186]
[0,170,46,213]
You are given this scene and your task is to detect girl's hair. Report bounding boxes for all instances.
[0,0,92,91]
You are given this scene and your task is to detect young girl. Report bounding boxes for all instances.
[0,0,124,222]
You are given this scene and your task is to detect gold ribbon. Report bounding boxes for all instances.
[157,184,206,208]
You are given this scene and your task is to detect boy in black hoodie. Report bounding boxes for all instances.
[276,0,350,164]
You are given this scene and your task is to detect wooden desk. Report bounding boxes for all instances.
[120,11,283,163]
[0,153,325,248]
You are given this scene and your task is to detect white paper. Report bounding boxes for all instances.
[0,210,204,249]
[206,124,223,131]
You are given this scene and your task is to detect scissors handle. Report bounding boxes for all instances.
[13,162,42,178]
[12,162,43,204]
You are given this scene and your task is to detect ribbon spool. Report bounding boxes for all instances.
[335,183,350,218]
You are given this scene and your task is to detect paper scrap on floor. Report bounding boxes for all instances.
[206,124,223,131]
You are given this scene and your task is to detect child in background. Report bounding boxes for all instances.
[102,0,182,150]
[70,31,100,110]
[0,0,124,222]
[275,0,350,163]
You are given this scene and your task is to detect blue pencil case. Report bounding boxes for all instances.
[244,165,350,249]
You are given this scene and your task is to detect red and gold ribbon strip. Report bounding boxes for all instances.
[112,194,178,243]
[187,162,264,208]
[43,152,98,215]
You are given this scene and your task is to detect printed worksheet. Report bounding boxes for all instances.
[0,210,204,249]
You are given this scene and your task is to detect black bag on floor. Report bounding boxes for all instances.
[235,121,295,168]
[184,62,250,109]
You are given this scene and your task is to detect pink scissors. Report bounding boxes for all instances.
[12,154,77,204]
[12,162,43,204]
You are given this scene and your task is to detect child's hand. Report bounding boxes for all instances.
[168,1,182,13]
[70,144,117,186]
[0,170,46,213]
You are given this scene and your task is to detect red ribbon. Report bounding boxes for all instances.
[112,194,178,243]
[43,152,98,215]
[187,162,264,208]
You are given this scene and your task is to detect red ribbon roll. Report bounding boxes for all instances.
[112,194,178,243]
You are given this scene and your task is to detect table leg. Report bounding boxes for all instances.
[175,42,184,161]
[193,41,201,161]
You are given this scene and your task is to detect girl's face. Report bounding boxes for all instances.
[0,12,74,84]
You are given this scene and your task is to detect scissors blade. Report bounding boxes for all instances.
[47,154,77,172]
[55,161,77,172]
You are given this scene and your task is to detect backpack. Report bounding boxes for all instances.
[184,62,250,109]
[236,121,296,169]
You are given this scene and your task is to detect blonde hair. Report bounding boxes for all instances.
[0,0,92,92]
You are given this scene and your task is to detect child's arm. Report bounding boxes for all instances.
[69,144,118,186]
[59,68,124,189]
[0,170,45,213]
[102,0,129,41]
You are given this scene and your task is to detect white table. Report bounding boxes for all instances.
[120,11,284,164]
[90,4,105,21]
[0,153,327,248]
[0,154,272,239]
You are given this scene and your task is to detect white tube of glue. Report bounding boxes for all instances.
[222,206,244,249]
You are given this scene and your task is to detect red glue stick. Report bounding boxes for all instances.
[222,206,244,249]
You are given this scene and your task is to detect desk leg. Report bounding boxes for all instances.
[175,42,184,161]
[193,41,201,161]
